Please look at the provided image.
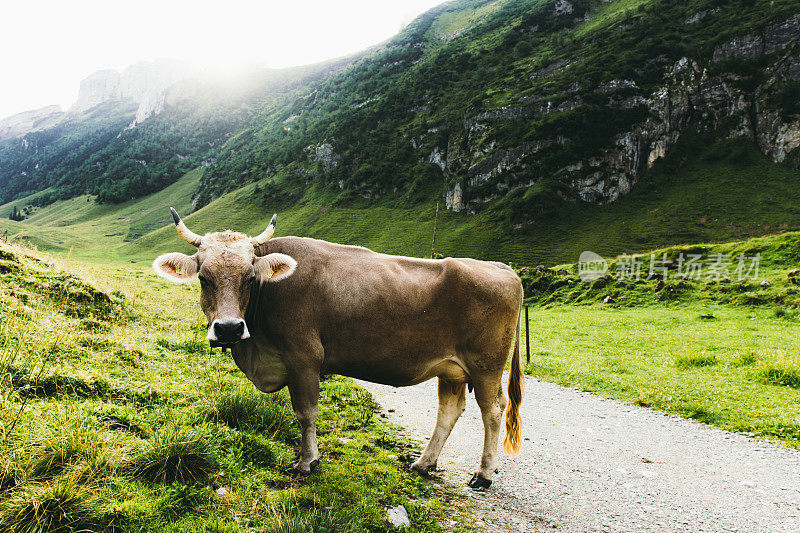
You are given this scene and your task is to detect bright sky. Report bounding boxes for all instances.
[0,0,446,120]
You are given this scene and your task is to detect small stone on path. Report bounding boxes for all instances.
[388,505,410,528]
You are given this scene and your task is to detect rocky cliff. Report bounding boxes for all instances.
[69,69,123,114]
[0,60,198,143]
[69,60,198,124]
[0,105,63,143]
[434,13,800,213]
[198,0,800,224]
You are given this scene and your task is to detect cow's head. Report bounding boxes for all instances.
[152,208,296,346]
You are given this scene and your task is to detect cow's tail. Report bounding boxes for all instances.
[503,295,524,455]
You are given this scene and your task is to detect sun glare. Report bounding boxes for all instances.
[0,0,445,120]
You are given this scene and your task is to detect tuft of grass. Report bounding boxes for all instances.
[156,336,209,355]
[0,258,22,274]
[113,345,144,366]
[11,371,113,400]
[674,352,718,369]
[27,422,115,481]
[156,483,213,521]
[129,426,218,485]
[263,513,330,533]
[77,335,116,349]
[86,403,150,437]
[0,476,103,533]
[757,350,800,389]
[0,455,21,495]
[79,318,108,332]
[732,351,757,367]
[634,393,651,407]
[203,386,298,441]
[222,430,285,469]
[773,306,798,320]
[680,403,721,424]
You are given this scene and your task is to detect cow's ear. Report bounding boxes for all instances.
[255,253,297,283]
[153,252,198,283]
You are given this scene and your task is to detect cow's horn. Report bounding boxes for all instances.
[250,214,277,246]
[170,207,202,247]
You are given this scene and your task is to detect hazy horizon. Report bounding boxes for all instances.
[0,0,446,121]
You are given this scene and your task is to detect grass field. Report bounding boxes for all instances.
[522,305,800,447]
[0,241,474,532]
[518,230,800,449]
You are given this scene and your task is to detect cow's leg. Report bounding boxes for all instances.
[288,371,320,475]
[468,376,507,489]
[411,378,466,474]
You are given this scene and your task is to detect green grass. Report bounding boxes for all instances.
[202,385,298,439]
[518,226,800,447]
[574,0,650,37]
[0,475,105,533]
[522,304,800,446]
[128,426,219,485]
[0,168,201,258]
[673,352,718,369]
[425,0,504,43]
[756,350,800,389]
[0,241,475,532]
[26,421,116,481]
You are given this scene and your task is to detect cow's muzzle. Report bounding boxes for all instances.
[208,319,250,346]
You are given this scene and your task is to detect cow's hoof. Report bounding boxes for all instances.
[467,473,492,490]
[291,459,319,476]
[409,462,435,476]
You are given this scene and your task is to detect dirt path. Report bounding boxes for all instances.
[358,376,800,532]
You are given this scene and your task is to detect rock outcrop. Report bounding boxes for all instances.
[69,69,124,114]
[306,143,340,172]
[0,105,63,142]
[69,60,198,125]
[131,78,202,127]
[712,14,800,62]
[425,13,800,216]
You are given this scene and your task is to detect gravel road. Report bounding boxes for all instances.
[358,376,800,532]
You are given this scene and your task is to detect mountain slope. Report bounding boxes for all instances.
[197,0,800,225]
[3,0,800,264]
[0,60,358,206]
[2,132,800,266]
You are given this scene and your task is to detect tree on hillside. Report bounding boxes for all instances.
[9,206,25,221]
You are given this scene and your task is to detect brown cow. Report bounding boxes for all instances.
[153,208,523,488]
